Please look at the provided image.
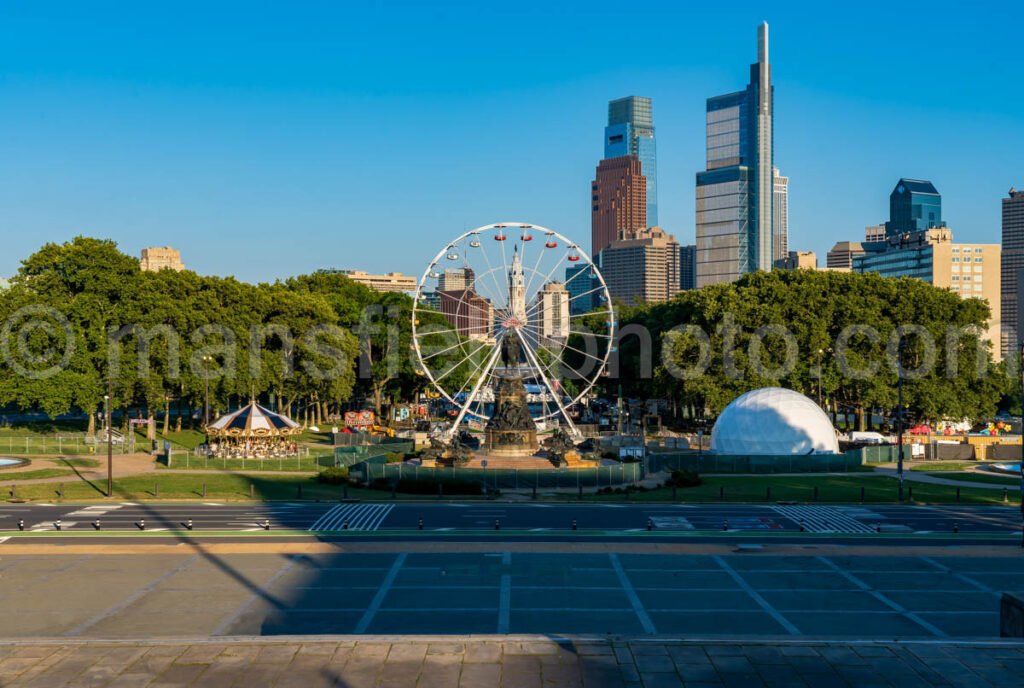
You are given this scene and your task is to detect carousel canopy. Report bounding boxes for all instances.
[206,401,302,438]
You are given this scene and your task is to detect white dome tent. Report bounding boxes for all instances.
[710,387,839,455]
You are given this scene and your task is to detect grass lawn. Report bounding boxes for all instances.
[0,420,89,436]
[910,461,981,472]
[924,471,1020,486]
[1,468,74,482]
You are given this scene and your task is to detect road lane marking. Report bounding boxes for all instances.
[817,556,947,638]
[713,555,800,635]
[498,552,511,633]
[609,553,656,634]
[354,553,407,634]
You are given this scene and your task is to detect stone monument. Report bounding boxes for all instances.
[484,334,540,455]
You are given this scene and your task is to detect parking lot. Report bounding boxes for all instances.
[1,549,1020,639]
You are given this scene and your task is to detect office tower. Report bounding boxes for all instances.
[680,244,697,290]
[773,169,789,263]
[885,179,943,237]
[600,227,680,304]
[777,251,816,270]
[1000,188,1024,357]
[565,264,597,315]
[592,156,647,256]
[339,270,417,293]
[826,241,864,270]
[530,281,570,346]
[695,22,774,287]
[605,96,657,226]
[865,224,887,242]
[140,247,184,272]
[437,267,476,292]
[853,228,1001,359]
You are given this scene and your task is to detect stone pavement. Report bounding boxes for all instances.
[1,637,1023,687]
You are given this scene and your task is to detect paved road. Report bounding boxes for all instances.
[1,502,1022,542]
[1,549,1022,639]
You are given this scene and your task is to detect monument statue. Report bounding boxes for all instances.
[484,333,539,455]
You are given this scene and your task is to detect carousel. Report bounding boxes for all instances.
[204,400,303,459]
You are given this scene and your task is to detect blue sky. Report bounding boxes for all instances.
[1,0,1021,283]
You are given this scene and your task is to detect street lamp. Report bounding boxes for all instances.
[896,338,906,503]
[817,348,824,408]
[105,383,112,498]
[202,355,213,427]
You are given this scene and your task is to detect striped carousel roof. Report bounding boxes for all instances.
[205,400,301,437]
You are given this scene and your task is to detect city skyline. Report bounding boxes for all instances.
[1,2,1021,284]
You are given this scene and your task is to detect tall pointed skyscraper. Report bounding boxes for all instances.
[695,22,774,287]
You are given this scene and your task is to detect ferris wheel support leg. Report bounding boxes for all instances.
[446,341,504,439]
[513,328,581,439]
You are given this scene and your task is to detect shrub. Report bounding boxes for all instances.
[317,466,349,484]
[384,452,406,463]
[669,469,702,488]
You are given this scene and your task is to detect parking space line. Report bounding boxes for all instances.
[354,553,407,633]
[498,552,511,633]
[918,557,999,596]
[66,554,200,636]
[712,556,800,635]
[211,556,299,636]
[816,556,948,638]
[609,553,656,634]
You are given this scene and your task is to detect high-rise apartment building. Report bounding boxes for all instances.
[695,22,774,287]
[600,227,680,304]
[140,247,185,272]
[885,179,943,238]
[591,156,647,256]
[439,289,494,341]
[679,245,697,291]
[777,251,816,270]
[772,169,789,263]
[530,281,570,346]
[1000,188,1024,357]
[605,96,657,226]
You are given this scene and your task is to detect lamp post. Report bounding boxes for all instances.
[202,355,213,427]
[896,338,906,503]
[105,382,113,498]
[817,348,824,408]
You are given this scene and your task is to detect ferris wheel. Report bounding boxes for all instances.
[411,223,615,437]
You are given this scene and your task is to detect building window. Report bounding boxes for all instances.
[952,275,960,281]
[975,248,984,253]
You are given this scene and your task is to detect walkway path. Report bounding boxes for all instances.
[0,637,1020,687]
[873,465,1015,491]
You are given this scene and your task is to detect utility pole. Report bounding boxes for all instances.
[896,338,906,502]
[106,380,113,498]
[203,355,212,426]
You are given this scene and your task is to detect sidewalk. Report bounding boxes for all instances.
[1,637,1021,687]
[872,465,1013,491]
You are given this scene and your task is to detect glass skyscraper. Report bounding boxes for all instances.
[605,96,657,227]
[695,23,773,287]
[886,179,943,237]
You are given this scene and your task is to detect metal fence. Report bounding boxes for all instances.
[162,447,335,471]
[0,435,136,456]
[350,461,645,490]
[646,451,864,474]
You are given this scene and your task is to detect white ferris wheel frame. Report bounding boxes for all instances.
[410,222,615,437]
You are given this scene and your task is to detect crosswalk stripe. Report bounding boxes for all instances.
[309,504,394,532]
[770,505,876,533]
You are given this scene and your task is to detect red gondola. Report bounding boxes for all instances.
[521,234,533,241]
[568,254,580,262]
[495,233,506,241]
[545,240,557,248]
